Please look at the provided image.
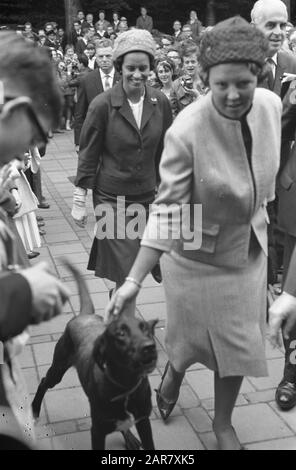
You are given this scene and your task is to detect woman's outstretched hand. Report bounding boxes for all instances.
[105,280,140,318]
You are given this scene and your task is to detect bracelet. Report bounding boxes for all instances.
[125,277,142,289]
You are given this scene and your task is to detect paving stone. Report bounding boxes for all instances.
[49,243,85,256]
[37,437,54,450]
[77,417,92,432]
[183,407,213,433]
[248,358,284,390]
[198,432,218,450]
[19,345,35,368]
[38,366,80,389]
[43,224,74,234]
[70,292,109,311]
[52,431,91,450]
[269,401,296,433]
[33,342,56,365]
[150,416,204,450]
[231,403,293,443]
[201,394,249,411]
[22,367,39,394]
[45,388,90,422]
[138,303,167,322]
[244,389,277,404]
[45,232,79,243]
[54,252,89,265]
[178,384,201,408]
[31,314,71,336]
[246,437,296,450]
[57,262,91,278]
[50,420,77,436]
[28,334,52,343]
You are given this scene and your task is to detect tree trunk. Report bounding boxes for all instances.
[206,0,216,26]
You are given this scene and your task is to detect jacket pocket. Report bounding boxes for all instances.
[199,222,220,254]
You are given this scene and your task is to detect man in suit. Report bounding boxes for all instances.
[252,0,296,410]
[74,39,120,149]
[136,6,153,33]
[272,88,296,410]
[252,0,296,284]
[75,27,91,58]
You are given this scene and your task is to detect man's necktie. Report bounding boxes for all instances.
[266,58,275,90]
[104,75,111,90]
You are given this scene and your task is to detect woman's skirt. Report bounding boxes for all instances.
[15,212,41,252]
[160,237,268,378]
[88,189,155,284]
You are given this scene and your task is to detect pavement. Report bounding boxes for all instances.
[23,131,296,450]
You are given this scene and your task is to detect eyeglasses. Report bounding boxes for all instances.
[0,96,49,147]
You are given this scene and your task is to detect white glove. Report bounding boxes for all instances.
[71,186,88,228]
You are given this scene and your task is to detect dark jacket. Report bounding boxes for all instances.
[74,68,120,145]
[75,81,173,195]
[136,15,153,32]
[260,50,296,98]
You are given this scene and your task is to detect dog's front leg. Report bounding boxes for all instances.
[135,418,155,450]
[91,421,106,450]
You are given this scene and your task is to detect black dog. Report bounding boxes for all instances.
[32,262,158,450]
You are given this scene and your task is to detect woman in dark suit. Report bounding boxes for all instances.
[72,30,172,296]
[107,18,282,449]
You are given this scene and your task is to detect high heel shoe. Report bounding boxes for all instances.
[155,362,179,422]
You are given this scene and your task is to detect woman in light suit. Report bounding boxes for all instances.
[107,18,282,450]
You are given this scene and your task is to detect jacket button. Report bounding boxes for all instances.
[136,164,142,171]
[137,148,141,153]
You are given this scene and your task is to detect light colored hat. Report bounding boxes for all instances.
[113,29,156,62]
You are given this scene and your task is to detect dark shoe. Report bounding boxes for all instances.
[38,202,50,209]
[53,129,64,134]
[39,228,46,236]
[27,251,40,260]
[37,221,45,227]
[36,216,44,222]
[155,362,178,422]
[275,380,296,410]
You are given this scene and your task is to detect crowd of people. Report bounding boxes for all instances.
[1,0,296,451]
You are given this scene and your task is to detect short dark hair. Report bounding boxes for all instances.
[79,55,89,68]
[81,26,90,36]
[0,32,63,127]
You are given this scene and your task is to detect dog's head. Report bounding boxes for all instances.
[93,315,158,375]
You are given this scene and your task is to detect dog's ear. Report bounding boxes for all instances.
[93,333,107,370]
[148,319,158,334]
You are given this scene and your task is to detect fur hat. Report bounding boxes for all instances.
[199,16,269,70]
[113,29,156,62]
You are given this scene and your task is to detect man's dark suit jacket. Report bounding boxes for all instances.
[75,38,88,58]
[261,50,296,98]
[74,68,120,145]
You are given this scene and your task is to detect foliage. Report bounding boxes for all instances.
[0,0,294,31]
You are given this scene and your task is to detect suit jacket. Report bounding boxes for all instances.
[142,89,282,268]
[74,68,120,145]
[75,38,88,58]
[260,50,296,98]
[278,92,296,236]
[75,81,173,195]
[136,15,153,32]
